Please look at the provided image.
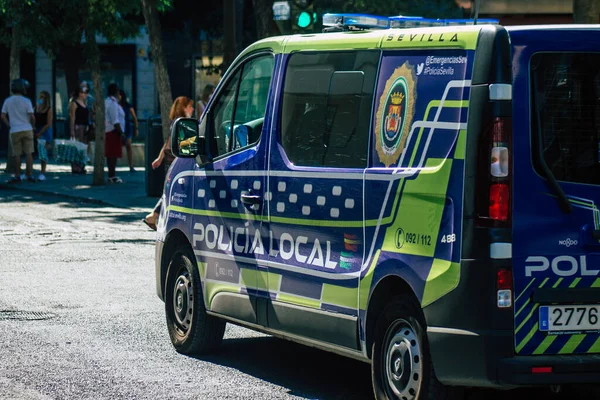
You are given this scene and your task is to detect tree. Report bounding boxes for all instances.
[141,0,173,142]
[573,0,600,23]
[253,0,275,39]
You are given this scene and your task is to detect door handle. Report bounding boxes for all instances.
[240,191,261,205]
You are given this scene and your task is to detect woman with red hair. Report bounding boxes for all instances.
[143,96,194,230]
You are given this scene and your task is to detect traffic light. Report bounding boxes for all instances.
[292,0,316,33]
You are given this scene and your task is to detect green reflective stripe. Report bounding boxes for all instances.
[383,158,452,257]
[515,278,536,304]
[533,335,557,355]
[515,304,539,335]
[205,282,240,307]
[592,278,600,288]
[359,250,381,310]
[284,30,386,53]
[421,260,460,307]
[169,205,263,221]
[322,283,359,309]
[515,298,531,319]
[169,205,365,227]
[516,322,539,353]
[559,335,586,354]
[236,37,287,59]
[570,278,582,288]
[588,336,600,353]
[407,100,467,168]
[553,278,563,288]
[198,262,207,280]
[270,215,363,227]
[277,293,320,308]
[380,30,480,50]
[453,129,467,160]
[241,269,281,292]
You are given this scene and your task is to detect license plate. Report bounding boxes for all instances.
[539,305,600,332]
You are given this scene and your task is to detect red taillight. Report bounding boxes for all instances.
[497,268,512,290]
[489,183,509,221]
[476,116,512,226]
[497,268,513,308]
[531,366,553,374]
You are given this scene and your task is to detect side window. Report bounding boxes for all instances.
[280,51,379,168]
[531,53,600,184]
[210,54,274,158]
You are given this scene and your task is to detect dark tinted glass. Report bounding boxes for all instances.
[531,53,600,184]
[280,51,379,168]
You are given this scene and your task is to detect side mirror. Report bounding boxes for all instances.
[171,117,205,158]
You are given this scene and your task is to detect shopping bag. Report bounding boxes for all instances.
[54,139,88,165]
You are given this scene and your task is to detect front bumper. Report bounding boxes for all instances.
[155,239,165,301]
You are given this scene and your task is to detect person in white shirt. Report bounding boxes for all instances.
[1,79,36,184]
[104,83,125,183]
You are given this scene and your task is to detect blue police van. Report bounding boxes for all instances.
[155,14,600,399]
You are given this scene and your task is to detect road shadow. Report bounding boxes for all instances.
[0,190,148,225]
[194,334,599,400]
[199,335,373,400]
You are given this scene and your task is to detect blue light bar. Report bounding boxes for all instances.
[443,18,499,25]
[389,16,442,28]
[321,14,499,32]
[322,13,390,30]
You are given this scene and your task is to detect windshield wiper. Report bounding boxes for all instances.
[533,73,572,214]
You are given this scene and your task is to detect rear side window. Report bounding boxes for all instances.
[280,51,379,168]
[531,53,600,185]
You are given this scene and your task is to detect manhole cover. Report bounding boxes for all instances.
[0,310,56,321]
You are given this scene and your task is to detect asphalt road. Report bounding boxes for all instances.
[0,190,598,400]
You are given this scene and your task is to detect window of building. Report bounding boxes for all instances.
[280,51,379,168]
[209,54,274,158]
[531,53,600,185]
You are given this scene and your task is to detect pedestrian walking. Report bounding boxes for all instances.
[35,90,53,181]
[105,83,125,184]
[143,96,194,230]
[197,83,215,118]
[1,79,36,184]
[68,85,90,174]
[118,89,139,173]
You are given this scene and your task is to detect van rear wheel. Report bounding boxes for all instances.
[372,295,460,400]
[164,246,226,355]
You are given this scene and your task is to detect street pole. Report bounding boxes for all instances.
[223,0,237,72]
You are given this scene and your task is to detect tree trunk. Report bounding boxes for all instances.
[252,0,273,39]
[141,0,173,142]
[84,28,106,186]
[5,25,21,174]
[223,0,237,71]
[573,0,600,23]
[63,44,83,100]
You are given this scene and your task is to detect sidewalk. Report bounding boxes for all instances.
[0,158,160,211]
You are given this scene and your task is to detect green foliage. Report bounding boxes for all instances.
[0,0,174,60]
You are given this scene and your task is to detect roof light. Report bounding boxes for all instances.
[443,18,499,25]
[322,13,390,30]
[389,16,440,28]
[321,13,499,32]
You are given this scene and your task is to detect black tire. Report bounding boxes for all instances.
[371,294,461,400]
[164,246,226,355]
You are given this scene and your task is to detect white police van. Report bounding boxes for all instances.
[156,13,600,399]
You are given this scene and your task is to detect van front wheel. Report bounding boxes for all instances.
[372,295,459,400]
[164,246,226,355]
